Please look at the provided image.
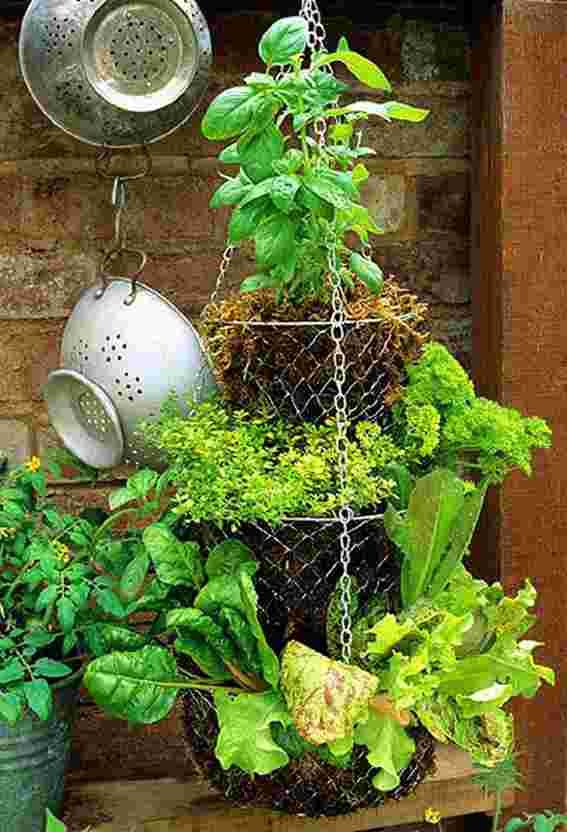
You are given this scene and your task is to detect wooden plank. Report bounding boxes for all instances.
[64,744,512,831]
[471,0,567,816]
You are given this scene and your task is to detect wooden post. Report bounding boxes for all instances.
[472,0,567,814]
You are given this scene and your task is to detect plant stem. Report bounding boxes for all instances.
[492,789,503,832]
[92,508,139,546]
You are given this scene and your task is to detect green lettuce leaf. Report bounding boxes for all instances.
[281,640,377,745]
[354,710,415,792]
[214,689,291,775]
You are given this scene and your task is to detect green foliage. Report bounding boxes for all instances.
[280,640,377,746]
[213,689,292,775]
[394,343,552,484]
[350,565,553,770]
[45,810,66,832]
[354,709,415,792]
[202,16,429,302]
[0,458,152,724]
[384,468,487,608]
[503,812,567,832]
[141,397,402,526]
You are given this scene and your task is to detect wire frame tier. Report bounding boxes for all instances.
[182,513,393,653]
[183,688,436,818]
[200,282,428,425]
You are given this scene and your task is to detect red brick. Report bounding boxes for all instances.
[140,175,214,241]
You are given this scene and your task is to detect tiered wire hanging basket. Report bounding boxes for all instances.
[179,1,436,816]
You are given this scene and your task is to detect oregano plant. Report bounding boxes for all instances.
[202,16,429,303]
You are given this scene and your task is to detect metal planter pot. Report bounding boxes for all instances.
[0,684,77,832]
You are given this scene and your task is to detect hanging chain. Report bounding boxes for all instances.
[328,239,354,665]
[300,0,327,55]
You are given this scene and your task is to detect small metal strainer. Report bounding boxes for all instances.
[44,278,216,469]
[19,0,212,147]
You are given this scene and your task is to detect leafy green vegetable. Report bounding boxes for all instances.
[384,468,487,607]
[239,569,280,688]
[83,646,180,724]
[258,17,308,66]
[201,15,428,302]
[394,343,552,483]
[354,710,415,791]
[202,88,264,140]
[281,641,377,745]
[143,525,205,589]
[205,540,255,580]
[214,689,291,774]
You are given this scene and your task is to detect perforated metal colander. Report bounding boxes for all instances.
[19,0,212,147]
[44,278,216,469]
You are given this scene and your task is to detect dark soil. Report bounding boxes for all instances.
[183,689,436,818]
[200,280,429,425]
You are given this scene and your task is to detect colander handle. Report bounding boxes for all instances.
[96,248,148,304]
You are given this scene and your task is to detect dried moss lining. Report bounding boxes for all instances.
[200,280,429,424]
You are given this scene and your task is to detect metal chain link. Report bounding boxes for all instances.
[328,239,354,664]
[300,0,327,54]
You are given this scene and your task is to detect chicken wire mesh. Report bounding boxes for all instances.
[183,687,436,818]
[180,513,394,652]
[201,318,399,425]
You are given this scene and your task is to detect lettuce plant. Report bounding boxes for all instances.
[202,16,429,302]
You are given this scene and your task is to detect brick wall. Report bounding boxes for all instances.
[0,7,472,806]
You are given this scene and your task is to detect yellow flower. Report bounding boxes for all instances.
[53,541,71,563]
[0,527,17,539]
[424,808,442,825]
[25,456,41,473]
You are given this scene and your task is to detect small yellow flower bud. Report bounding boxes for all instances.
[25,456,41,473]
[424,808,442,825]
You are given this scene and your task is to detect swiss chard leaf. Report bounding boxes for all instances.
[239,569,280,688]
[143,525,205,589]
[83,646,180,723]
[205,539,255,580]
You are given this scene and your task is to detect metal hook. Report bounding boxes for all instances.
[95,145,152,181]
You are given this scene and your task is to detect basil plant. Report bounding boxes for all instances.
[202,16,429,303]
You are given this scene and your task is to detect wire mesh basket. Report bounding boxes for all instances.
[183,688,436,818]
[200,281,429,426]
[178,513,394,653]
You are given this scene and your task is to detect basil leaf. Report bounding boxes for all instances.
[210,176,252,209]
[314,51,392,91]
[228,198,274,244]
[238,125,285,183]
[258,17,308,65]
[270,175,301,213]
[218,142,240,164]
[202,88,264,140]
[350,252,384,295]
[328,100,429,123]
[240,274,280,293]
[254,214,297,267]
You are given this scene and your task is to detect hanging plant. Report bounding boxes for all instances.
[199,15,430,423]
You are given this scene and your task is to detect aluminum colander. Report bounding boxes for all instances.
[19,0,212,147]
[44,278,216,469]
